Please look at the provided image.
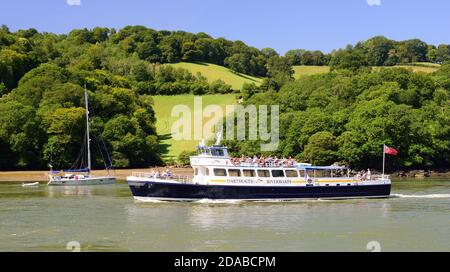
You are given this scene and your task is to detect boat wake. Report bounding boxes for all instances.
[391,193,450,199]
[194,199,243,204]
[134,197,343,204]
[134,198,168,203]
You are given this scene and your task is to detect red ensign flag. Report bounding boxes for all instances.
[384,145,398,156]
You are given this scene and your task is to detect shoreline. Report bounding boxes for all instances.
[0,167,194,183]
[0,168,448,183]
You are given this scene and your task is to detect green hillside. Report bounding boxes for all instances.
[293,65,330,79]
[168,62,264,90]
[382,62,441,73]
[152,94,237,160]
[293,63,440,79]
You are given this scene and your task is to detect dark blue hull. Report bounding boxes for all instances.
[128,181,391,201]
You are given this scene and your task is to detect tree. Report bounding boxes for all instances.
[209,79,232,94]
[329,48,368,71]
[396,39,428,63]
[301,131,337,165]
[102,115,160,167]
[261,48,279,60]
[0,101,44,168]
[41,107,85,168]
[0,48,31,92]
[159,35,182,63]
[177,150,197,166]
[436,44,450,63]
[364,36,395,66]
[285,49,305,65]
[181,41,202,62]
[262,55,293,90]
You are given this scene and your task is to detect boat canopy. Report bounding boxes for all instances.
[196,144,229,157]
[296,162,312,168]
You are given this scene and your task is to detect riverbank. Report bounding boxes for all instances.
[0,167,194,183]
[0,168,448,183]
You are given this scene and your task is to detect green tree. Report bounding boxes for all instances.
[301,131,337,165]
[0,48,31,92]
[364,36,395,66]
[177,150,197,166]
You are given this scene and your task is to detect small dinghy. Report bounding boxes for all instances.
[22,182,40,187]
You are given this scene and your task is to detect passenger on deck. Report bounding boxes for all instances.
[287,157,295,167]
[360,170,366,180]
[252,155,258,164]
[230,155,298,168]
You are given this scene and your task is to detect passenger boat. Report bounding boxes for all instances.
[47,87,116,186]
[127,136,391,201]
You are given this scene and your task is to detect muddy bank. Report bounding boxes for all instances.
[0,167,194,183]
[390,169,450,179]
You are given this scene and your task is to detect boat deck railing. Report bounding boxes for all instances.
[351,174,390,181]
[131,172,192,183]
[232,161,298,168]
[374,174,390,180]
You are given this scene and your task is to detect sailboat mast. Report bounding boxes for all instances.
[84,85,91,172]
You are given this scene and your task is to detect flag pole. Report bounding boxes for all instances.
[382,144,385,179]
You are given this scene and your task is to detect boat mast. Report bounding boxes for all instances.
[84,85,91,172]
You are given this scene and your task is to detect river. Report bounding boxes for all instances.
[0,179,449,252]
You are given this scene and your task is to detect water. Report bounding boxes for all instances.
[0,179,449,252]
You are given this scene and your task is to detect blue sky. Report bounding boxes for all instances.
[1,0,449,54]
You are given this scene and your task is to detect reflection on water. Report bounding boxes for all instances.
[47,186,94,197]
[0,179,449,251]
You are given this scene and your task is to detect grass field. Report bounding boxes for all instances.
[388,66,438,73]
[292,65,330,79]
[293,63,440,78]
[152,94,237,160]
[387,62,440,73]
[168,62,263,90]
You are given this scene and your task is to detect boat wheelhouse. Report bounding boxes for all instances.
[127,139,391,201]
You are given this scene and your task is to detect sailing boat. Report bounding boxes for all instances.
[47,87,116,186]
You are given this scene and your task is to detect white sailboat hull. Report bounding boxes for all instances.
[48,176,116,186]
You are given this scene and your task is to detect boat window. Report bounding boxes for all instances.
[211,148,224,157]
[285,170,298,177]
[213,168,227,176]
[194,168,198,175]
[298,170,305,178]
[206,168,210,176]
[257,170,270,177]
[243,169,256,177]
[228,169,241,177]
[272,170,285,177]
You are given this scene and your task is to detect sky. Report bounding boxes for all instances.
[1,0,450,54]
